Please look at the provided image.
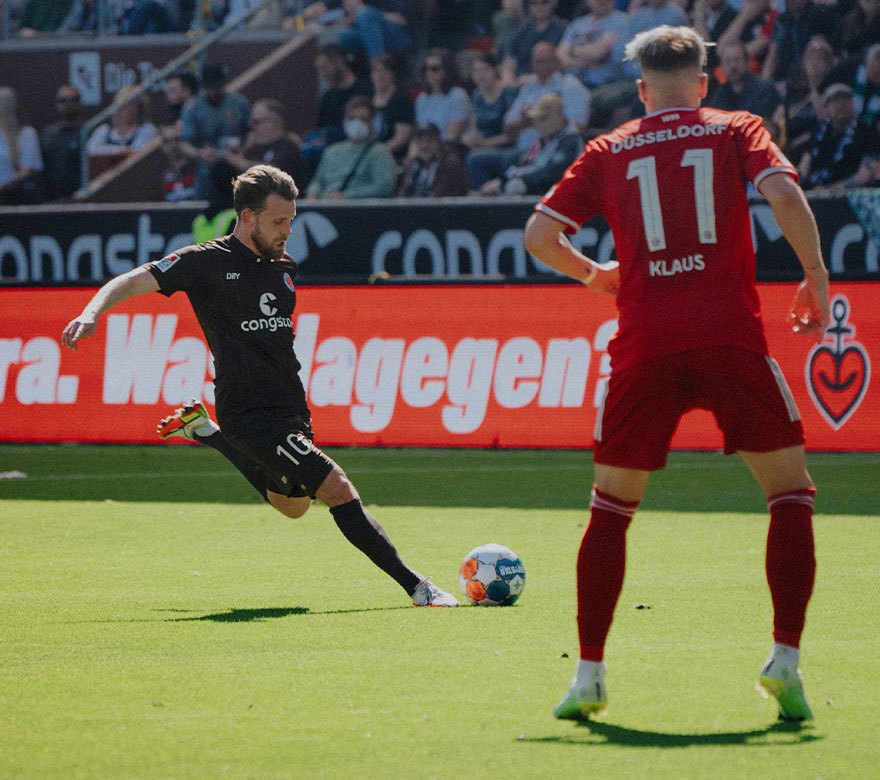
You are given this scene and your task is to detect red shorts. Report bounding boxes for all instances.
[594,346,805,471]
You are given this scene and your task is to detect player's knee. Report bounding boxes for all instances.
[315,466,359,507]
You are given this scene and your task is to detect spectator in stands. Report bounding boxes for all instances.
[500,0,568,86]
[301,43,373,181]
[503,41,590,149]
[798,82,877,190]
[851,42,880,133]
[0,86,44,204]
[691,0,739,79]
[778,35,838,160]
[414,48,473,143]
[763,0,842,88]
[707,41,781,119]
[306,95,397,199]
[178,63,251,200]
[716,0,777,72]
[337,0,412,61]
[557,0,627,85]
[86,85,158,156]
[163,71,199,128]
[16,0,74,36]
[556,0,630,127]
[208,98,303,214]
[59,0,118,34]
[40,85,84,200]
[477,93,582,195]
[616,0,690,80]
[119,1,178,34]
[461,52,520,152]
[160,124,198,201]
[493,0,525,60]
[841,0,880,61]
[370,52,414,161]
[396,123,469,196]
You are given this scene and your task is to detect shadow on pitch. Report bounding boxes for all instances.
[167,605,411,622]
[518,719,821,748]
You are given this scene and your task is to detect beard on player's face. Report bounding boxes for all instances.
[251,223,285,260]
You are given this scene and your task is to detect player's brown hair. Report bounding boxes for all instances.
[624,25,708,72]
[232,164,298,215]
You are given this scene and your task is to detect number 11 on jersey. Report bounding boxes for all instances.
[626,149,717,252]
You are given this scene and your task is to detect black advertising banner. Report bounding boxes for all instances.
[1,193,877,286]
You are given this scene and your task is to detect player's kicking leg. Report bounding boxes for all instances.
[158,400,274,507]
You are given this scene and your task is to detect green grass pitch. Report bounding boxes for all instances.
[1,445,878,779]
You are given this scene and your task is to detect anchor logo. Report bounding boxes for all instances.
[805,295,871,430]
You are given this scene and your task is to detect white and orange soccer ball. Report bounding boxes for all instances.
[458,543,525,606]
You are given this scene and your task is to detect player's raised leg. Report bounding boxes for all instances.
[157,401,296,511]
[554,465,648,719]
[741,446,816,721]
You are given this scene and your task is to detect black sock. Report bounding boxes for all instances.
[329,499,421,595]
[193,430,268,501]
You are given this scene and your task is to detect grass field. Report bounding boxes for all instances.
[1,444,878,780]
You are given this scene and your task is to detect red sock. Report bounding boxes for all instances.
[766,488,816,648]
[576,487,638,661]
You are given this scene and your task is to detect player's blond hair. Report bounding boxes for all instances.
[624,25,708,72]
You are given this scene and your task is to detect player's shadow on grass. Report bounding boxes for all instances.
[168,605,411,622]
[521,719,820,747]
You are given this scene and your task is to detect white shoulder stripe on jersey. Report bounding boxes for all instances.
[535,203,581,232]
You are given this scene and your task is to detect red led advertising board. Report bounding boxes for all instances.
[0,285,876,449]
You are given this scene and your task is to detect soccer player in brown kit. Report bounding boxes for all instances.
[523,26,829,721]
[61,164,458,608]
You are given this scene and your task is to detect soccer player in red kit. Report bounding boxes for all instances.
[523,25,829,722]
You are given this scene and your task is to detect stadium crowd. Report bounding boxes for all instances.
[1,0,879,205]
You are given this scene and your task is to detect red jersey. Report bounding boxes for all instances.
[536,106,796,370]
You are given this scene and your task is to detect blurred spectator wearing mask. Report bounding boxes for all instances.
[178,63,251,201]
[396,124,469,197]
[306,95,397,199]
[208,98,303,213]
[797,83,878,190]
[414,48,473,143]
[477,93,582,196]
[40,85,84,200]
[0,86,44,204]
[500,0,567,86]
[85,85,158,156]
[370,52,414,161]
[707,41,781,120]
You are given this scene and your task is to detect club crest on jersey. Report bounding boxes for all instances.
[283,272,295,292]
[805,295,871,431]
[155,254,180,273]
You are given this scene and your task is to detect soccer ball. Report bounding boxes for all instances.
[459,543,526,606]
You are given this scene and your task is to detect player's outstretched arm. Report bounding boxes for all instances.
[757,172,830,341]
[524,212,619,296]
[61,266,160,350]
